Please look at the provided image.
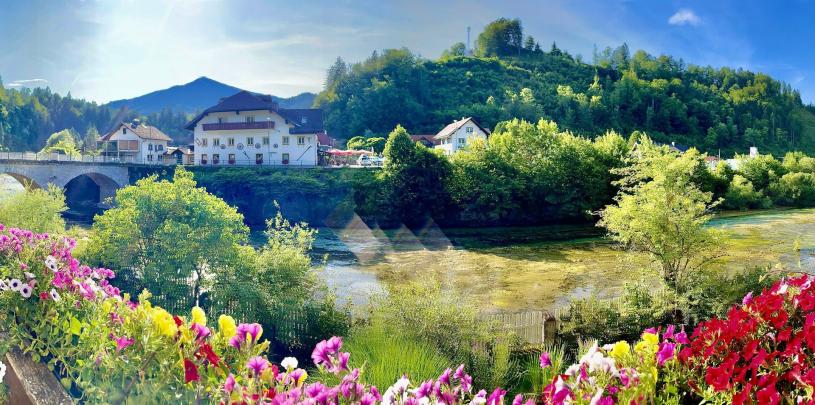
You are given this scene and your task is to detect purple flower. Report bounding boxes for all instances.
[540,352,552,368]
[190,323,211,340]
[224,374,236,393]
[663,325,676,340]
[743,291,754,306]
[486,388,506,405]
[415,380,433,398]
[112,335,134,352]
[437,368,452,386]
[656,342,676,366]
[247,356,269,376]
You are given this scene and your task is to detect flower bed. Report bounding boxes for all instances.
[1,223,814,404]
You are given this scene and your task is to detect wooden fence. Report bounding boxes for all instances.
[483,310,557,345]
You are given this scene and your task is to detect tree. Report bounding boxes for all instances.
[598,138,723,293]
[81,125,100,154]
[523,36,536,52]
[82,167,250,309]
[441,42,467,59]
[475,18,523,57]
[40,129,80,156]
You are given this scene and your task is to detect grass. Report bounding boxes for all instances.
[317,325,454,389]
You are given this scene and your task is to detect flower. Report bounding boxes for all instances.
[218,314,237,338]
[19,284,32,298]
[198,343,221,366]
[656,342,675,365]
[540,352,552,368]
[24,271,35,279]
[45,255,58,272]
[743,291,754,306]
[224,374,236,393]
[190,323,211,340]
[0,279,8,291]
[608,341,630,359]
[112,335,134,352]
[0,362,5,382]
[183,359,199,383]
[281,357,299,371]
[191,306,207,326]
[151,308,178,337]
[230,323,263,349]
[8,278,22,291]
[49,288,60,301]
[247,356,269,376]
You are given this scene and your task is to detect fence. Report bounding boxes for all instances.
[0,151,181,166]
[484,310,558,345]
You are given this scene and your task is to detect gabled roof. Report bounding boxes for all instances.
[433,117,490,140]
[410,135,438,146]
[99,122,172,142]
[184,91,325,134]
[166,146,192,155]
[317,133,334,146]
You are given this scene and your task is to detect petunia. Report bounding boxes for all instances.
[183,359,199,383]
[190,323,211,340]
[19,284,32,298]
[191,306,207,326]
[540,352,552,368]
[656,342,676,365]
[24,272,35,279]
[224,373,236,393]
[218,314,237,338]
[743,291,754,306]
[281,356,298,371]
[113,335,134,352]
[0,279,8,291]
[49,288,60,301]
[198,343,220,366]
[247,356,269,376]
[8,279,22,291]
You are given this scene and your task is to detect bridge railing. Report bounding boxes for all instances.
[0,152,184,166]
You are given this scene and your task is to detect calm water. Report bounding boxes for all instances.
[4,174,814,313]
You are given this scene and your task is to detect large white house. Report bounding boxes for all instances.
[433,117,490,155]
[186,91,325,166]
[97,120,172,164]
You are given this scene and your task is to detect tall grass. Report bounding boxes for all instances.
[511,344,567,395]
[319,325,454,389]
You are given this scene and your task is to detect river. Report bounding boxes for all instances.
[3,174,814,313]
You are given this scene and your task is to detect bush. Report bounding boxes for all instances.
[0,185,66,233]
[771,171,815,206]
[723,175,771,210]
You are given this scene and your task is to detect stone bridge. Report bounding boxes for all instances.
[0,160,132,208]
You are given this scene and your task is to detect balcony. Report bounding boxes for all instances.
[202,121,274,131]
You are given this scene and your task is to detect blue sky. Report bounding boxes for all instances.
[2,0,814,103]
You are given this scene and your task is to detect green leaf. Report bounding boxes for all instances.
[69,316,82,335]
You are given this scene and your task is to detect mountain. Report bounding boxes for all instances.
[106,76,316,114]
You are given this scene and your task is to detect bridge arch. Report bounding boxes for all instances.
[0,172,41,189]
[64,172,122,210]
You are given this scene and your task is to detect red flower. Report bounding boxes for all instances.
[198,343,221,366]
[184,358,199,383]
[173,315,184,327]
[731,384,752,405]
[756,384,779,405]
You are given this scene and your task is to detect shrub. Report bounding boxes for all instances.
[723,175,771,210]
[0,185,66,233]
[771,172,815,206]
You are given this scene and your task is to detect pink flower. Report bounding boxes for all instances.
[224,374,236,393]
[540,352,552,368]
[112,335,134,352]
[190,323,211,340]
[656,342,676,366]
[743,291,754,306]
[247,356,269,375]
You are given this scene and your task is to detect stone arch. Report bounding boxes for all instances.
[1,172,41,189]
[64,172,122,209]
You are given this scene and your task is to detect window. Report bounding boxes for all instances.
[256,153,263,165]
[148,144,153,151]
[157,145,164,151]
[247,137,254,146]
[301,116,308,124]
[282,136,289,145]
[158,154,163,162]
[262,137,270,145]
[228,138,235,146]
[122,128,127,134]
[466,127,474,134]
[458,138,466,145]
[246,116,255,123]
[228,154,236,164]
[282,153,290,164]
[213,138,220,146]
[218,117,226,124]
[147,154,153,162]
[201,154,208,164]
[201,138,208,147]
[213,154,220,164]
[297,136,305,145]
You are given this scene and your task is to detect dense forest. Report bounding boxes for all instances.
[0,82,192,152]
[316,18,815,155]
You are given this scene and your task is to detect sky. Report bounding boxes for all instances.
[2,0,815,104]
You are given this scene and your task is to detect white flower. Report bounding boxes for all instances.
[382,377,411,405]
[8,279,22,291]
[589,388,604,405]
[50,288,60,302]
[0,279,8,291]
[24,272,36,279]
[19,284,32,298]
[281,357,298,371]
[45,256,58,272]
[0,361,6,382]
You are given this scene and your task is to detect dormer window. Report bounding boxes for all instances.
[122,128,127,134]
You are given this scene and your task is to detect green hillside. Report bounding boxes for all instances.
[317,19,815,155]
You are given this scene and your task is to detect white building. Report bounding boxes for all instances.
[186,91,325,166]
[433,117,489,155]
[97,120,172,164]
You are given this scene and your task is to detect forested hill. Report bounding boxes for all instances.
[316,19,815,155]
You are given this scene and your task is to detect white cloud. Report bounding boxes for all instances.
[6,79,48,88]
[668,9,701,26]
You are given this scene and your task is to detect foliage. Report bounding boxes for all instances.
[316,20,815,155]
[723,174,771,210]
[81,167,249,308]
[0,185,66,233]
[599,137,724,292]
[40,129,80,156]
[346,135,386,153]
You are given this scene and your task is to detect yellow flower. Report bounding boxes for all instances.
[642,332,658,346]
[609,341,630,359]
[218,314,237,338]
[152,308,177,337]
[191,306,207,326]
